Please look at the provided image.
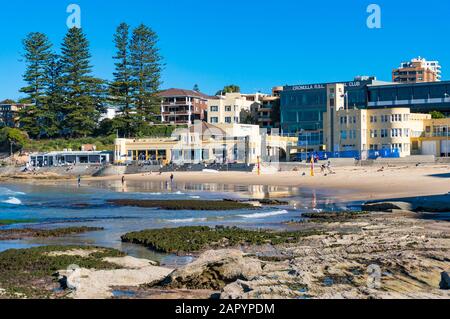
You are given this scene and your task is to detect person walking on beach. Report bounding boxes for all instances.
[170,173,174,184]
[77,175,81,187]
[121,175,125,186]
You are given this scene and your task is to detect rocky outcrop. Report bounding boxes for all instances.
[362,201,413,212]
[160,249,263,290]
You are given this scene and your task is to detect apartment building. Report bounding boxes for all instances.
[159,88,211,125]
[392,57,441,83]
[257,86,283,129]
[207,92,265,125]
[323,83,432,157]
[0,103,28,128]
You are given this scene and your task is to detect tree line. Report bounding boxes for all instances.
[18,23,163,139]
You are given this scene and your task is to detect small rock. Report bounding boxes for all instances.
[439,272,450,290]
[160,249,263,290]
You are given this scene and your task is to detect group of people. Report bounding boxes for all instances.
[320,161,335,175]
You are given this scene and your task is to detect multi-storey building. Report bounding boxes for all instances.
[280,76,387,149]
[159,88,211,125]
[207,93,262,124]
[257,86,283,129]
[281,78,450,151]
[0,103,28,128]
[367,80,450,115]
[392,57,441,83]
[323,83,450,158]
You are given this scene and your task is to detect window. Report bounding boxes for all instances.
[404,128,409,137]
[380,129,388,138]
[370,115,377,123]
[225,106,232,112]
[234,117,239,123]
[370,130,378,138]
[340,130,347,140]
[210,106,218,112]
[210,117,218,123]
[225,117,232,123]
[391,128,402,137]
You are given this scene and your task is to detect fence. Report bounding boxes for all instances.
[295,149,400,161]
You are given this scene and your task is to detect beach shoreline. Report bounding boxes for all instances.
[79,164,450,202]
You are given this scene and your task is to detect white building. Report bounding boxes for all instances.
[207,92,266,124]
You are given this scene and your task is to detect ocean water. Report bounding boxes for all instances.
[0,181,356,266]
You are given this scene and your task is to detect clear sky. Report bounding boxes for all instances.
[1,0,449,100]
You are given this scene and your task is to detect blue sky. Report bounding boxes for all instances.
[1,0,449,100]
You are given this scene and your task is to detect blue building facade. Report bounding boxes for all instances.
[280,78,450,149]
[367,81,450,113]
[280,78,379,148]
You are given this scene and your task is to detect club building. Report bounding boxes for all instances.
[281,78,450,157]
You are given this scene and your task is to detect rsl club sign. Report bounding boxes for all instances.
[290,81,362,91]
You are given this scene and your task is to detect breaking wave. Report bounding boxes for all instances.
[0,187,26,196]
[2,197,23,205]
[165,217,208,223]
[237,210,289,219]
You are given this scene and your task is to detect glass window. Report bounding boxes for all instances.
[397,87,413,100]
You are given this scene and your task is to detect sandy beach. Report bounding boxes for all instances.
[85,164,450,202]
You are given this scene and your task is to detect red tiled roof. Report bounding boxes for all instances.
[158,88,213,100]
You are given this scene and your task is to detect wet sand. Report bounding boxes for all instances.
[86,164,450,202]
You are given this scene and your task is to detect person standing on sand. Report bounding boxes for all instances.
[122,176,125,186]
[170,174,174,183]
[77,175,81,187]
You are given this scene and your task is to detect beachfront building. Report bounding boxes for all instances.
[28,151,113,167]
[322,83,450,158]
[392,57,441,83]
[207,92,267,125]
[159,88,211,125]
[411,118,450,157]
[114,121,298,165]
[280,76,387,150]
[115,122,263,165]
[281,77,450,153]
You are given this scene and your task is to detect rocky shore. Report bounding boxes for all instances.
[1,205,448,299]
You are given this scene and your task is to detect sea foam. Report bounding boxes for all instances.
[0,187,26,196]
[237,210,289,219]
[2,197,22,205]
[165,217,208,223]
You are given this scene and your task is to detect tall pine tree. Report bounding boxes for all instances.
[43,54,64,137]
[110,22,134,136]
[129,24,163,127]
[19,32,54,138]
[60,27,105,137]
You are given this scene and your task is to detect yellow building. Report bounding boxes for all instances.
[323,83,437,157]
[412,118,450,157]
